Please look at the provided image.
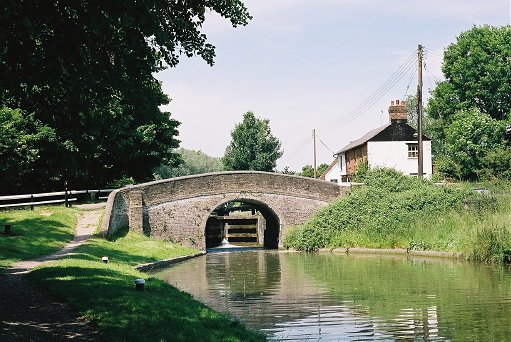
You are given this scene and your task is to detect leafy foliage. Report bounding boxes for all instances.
[428,26,511,122]
[280,166,297,175]
[0,107,57,193]
[154,148,223,178]
[284,168,482,252]
[299,163,329,178]
[426,26,511,179]
[435,108,510,180]
[0,1,251,192]
[223,112,283,171]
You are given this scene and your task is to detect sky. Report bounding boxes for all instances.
[157,0,510,172]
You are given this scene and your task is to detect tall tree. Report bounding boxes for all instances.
[223,112,283,171]
[427,26,511,156]
[0,1,251,192]
[428,26,511,122]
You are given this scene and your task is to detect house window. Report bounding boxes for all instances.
[330,179,338,183]
[408,144,418,158]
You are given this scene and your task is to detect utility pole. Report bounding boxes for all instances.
[417,44,424,179]
[313,129,317,178]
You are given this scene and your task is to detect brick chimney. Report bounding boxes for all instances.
[388,99,407,122]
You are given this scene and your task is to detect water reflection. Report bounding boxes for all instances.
[152,251,511,341]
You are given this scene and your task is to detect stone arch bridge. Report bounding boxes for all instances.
[101,171,343,250]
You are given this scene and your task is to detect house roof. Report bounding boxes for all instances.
[337,123,390,154]
[336,121,431,155]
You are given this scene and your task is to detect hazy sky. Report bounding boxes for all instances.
[157,0,510,172]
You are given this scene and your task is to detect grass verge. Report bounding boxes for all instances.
[0,206,76,268]
[28,228,266,341]
[284,168,511,263]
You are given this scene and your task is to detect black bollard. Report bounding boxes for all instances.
[134,279,145,291]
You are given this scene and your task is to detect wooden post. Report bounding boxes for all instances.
[417,44,424,179]
[313,129,317,178]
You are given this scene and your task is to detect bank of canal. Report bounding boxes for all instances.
[152,249,511,341]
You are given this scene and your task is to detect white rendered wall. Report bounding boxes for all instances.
[338,154,347,177]
[323,154,347,183]
[367,141,432,178]
[323,161,341,183]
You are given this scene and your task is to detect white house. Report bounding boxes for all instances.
[322,99,432,184]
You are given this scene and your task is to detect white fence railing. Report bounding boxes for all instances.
[0,189,116,210]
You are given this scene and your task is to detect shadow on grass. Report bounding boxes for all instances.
[67,247,156,266]
[65,232,198,267]
[107,225,129,242]
[29,263,265,342]
[0,217,74,267]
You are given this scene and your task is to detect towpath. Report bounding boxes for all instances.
[0,204,103,341]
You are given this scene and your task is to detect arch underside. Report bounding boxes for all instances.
[206,198,280,249]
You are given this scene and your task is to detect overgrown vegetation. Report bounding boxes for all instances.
[28,227,265,341]
[284,168,511,263]
[0,206,76,268]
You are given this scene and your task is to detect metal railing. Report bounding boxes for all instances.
[0,189,116,210]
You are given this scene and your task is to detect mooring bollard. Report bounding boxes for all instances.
[134,278,145,291]
[102,256,109,264]
[4,224,12,235]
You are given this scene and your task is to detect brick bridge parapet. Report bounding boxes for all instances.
[101,171,343,250]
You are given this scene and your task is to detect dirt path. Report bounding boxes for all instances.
[0,205,104,341]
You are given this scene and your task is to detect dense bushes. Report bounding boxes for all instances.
[284,168,510,262]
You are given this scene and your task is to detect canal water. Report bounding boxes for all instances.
[152,250,511,341]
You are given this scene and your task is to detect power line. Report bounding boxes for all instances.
[403,61,417,98]
[279,136,311,166]
[424,49,443,58]
[326,51,416,127]
[424,62,442,83]
[279,48,420,167]
[316,134,336,155]
[323,57,417,134]
[321,50,418,135]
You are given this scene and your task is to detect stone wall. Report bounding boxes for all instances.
[101,171,343,250]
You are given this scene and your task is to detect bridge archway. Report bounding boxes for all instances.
[205,198,281,249]
[102,171,343,250]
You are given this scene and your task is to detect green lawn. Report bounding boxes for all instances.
[0,206,76,268]
[28,229,266,341]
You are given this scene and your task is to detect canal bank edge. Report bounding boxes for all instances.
[135,248,461,274]
[318,247,462,259]
[135,251,206,272]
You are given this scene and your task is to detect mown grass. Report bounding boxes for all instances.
[29,228,266,341]
[0,206,76,268]
[284,168,511,263]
